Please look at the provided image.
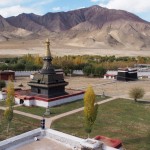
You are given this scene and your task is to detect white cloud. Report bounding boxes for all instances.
[32,0,54,7]
[0,0,31,7]
[91,0,100,2]
[52,7,61,11]
[0,5,37,17]
[0,0,54,17]
[100,0,150,13]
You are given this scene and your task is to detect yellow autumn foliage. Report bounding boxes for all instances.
[6,80,14,107]
[84,86,98,136]
[84,86,95,118]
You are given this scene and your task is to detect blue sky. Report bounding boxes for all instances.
[0,0,150,22]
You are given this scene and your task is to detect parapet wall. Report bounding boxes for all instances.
[0,128,117,150]
[46,129,83,149]
[0,128,42,150]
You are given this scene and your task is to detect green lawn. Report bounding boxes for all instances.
[0,110,40,141]
[51,99,150,150]
[0,100,16,107]
[15,95,108,117]
[0,100,6,106]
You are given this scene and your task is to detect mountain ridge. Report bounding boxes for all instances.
[0,5,149,50]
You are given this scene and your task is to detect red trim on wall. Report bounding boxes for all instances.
[15,90,85,102]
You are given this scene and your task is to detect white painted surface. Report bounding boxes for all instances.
[15,98,20,105]
[15,94,84,108]
[0,128,42,150]
[0,91,6,100]
[0,128,118,150]
[46,128,84,148]
[46,129,117,150]
[48,94,84,107]
[15,71,38,77]
[73,70,84,75]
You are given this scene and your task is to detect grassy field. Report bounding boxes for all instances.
[51,99,150,150]
[0,100,16,107]
[0,110,40,141]
[0,100,6,106]
[15,95,108,117]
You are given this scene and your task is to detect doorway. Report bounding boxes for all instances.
[20,99,24,104]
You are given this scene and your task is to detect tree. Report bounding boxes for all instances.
[4,79,14,132]
[84,86,98,138]
[4,107,13,132]
[129,87,145,102]
[6,80,15,107]
[0,80,6,90]
[83,65,94,76]
[94,66,106,77]
[13,63,25,71]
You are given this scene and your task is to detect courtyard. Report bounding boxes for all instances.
[14,76,150,99]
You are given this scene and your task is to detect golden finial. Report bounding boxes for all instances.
[45,38,51,57]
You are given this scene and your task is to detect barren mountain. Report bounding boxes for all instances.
[1,5,150,50]
[0,15,33,42]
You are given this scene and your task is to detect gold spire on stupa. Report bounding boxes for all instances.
[45,38,51,57]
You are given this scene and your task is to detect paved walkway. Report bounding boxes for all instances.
[0,97,118,128]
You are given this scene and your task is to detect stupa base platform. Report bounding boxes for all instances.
[15,89,84,108]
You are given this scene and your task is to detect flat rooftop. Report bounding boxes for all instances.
[15,138,71,150]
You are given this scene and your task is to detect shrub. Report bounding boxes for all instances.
[0,80,6,90]
[129,87,145,102]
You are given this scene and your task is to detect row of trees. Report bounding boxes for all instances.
[0,54,42,71]
[1,55,150,76]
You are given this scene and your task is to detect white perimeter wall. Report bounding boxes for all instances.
[15,71,38,77]
[15,70,84,77]
[47,94,84,107]
[0,91,6,100]
[15,94,84,108]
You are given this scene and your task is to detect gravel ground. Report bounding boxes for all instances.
[14,76,150,100]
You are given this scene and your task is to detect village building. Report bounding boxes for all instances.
[117,68,138,81]
[0,70,15,80]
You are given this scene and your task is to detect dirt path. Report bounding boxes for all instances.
[0,97,118,128]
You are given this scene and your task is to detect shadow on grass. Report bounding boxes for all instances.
[137,100,150,104]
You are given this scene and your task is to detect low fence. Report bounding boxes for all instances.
[14,70,84,77]
[15,71,38,77]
